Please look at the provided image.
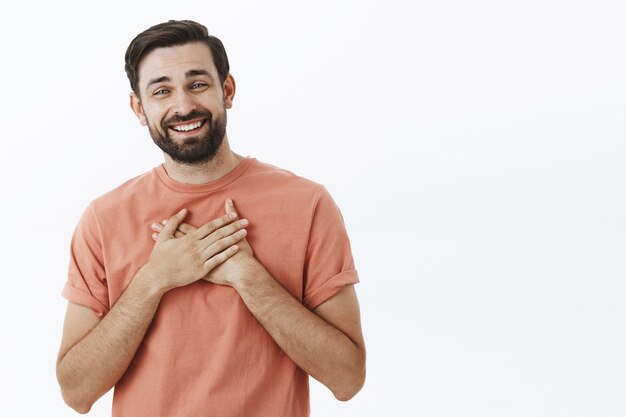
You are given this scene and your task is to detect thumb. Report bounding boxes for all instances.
[224,199,237,217]
[158,208,187,242]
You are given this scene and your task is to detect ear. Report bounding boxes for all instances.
[129,92,148,126]
[223,73,236,109]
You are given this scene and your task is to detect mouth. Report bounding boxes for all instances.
[168,119,207,134]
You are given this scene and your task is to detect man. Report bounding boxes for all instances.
[56,20,365,417]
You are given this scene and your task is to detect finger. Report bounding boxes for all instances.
[202,245,239,274]
[157,221,196,236]
[157,208,187,242]
[178,222,197,235]
[202,227,247,259]
[200,218,248,247]
[225,198,237,216]
[150,223,161,242]
[151,223,184,240]
[192,212,238,240]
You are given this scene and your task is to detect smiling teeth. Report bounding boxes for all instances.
[172,121,202,132]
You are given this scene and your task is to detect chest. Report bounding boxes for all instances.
[99,192,312,304]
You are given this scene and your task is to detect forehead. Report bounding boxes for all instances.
[137,42,217,86]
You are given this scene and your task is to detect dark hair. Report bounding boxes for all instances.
[124,20,230,96]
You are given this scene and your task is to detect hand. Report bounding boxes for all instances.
[151,200,264,289]
[144,207,249,292]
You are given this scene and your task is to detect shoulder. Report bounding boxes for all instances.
[88,168,158,216]
[245,158,325,201]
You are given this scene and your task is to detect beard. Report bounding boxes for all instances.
[147,107,227,165]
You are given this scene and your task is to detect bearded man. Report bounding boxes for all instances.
[56,20,365,417]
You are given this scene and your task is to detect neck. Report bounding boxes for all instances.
[161,137,243,184]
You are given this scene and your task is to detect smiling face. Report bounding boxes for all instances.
[130,42,235,165]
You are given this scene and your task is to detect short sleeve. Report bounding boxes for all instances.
[62,203,110,317]
[302,186,359,310]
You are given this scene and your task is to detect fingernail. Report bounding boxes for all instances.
[229,212,237,219]
[179,208,187,215]
[228,199,234,207]
[240,219,248,226]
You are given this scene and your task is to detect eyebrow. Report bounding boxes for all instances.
[145,69,216,92]
[146,76,170,90]
[185,69,215,81]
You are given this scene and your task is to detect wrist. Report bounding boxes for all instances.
[134,263,170,299]
[231,260,272,294]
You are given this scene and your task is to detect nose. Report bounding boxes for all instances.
[171,89,198,116]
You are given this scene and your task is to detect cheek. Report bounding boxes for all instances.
[143,107,168,129]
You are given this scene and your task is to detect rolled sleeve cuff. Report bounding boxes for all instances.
[303,269,360,310]
[62,283,110,318]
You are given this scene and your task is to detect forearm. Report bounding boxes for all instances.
[234,270,365,401]
[57,267,165,413]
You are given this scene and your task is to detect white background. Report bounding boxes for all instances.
[1,0,625,416]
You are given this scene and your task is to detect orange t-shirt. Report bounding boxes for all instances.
[62,157,359,417]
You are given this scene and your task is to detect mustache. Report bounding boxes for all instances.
[163,110,212,127]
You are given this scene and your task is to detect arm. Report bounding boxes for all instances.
[234,269,366,400]
[57,269,166,413]
[57,208,248,413]
[155,200,366,400]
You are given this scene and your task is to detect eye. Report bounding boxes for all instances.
[153,88,170,96]
[190,82,208,90]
